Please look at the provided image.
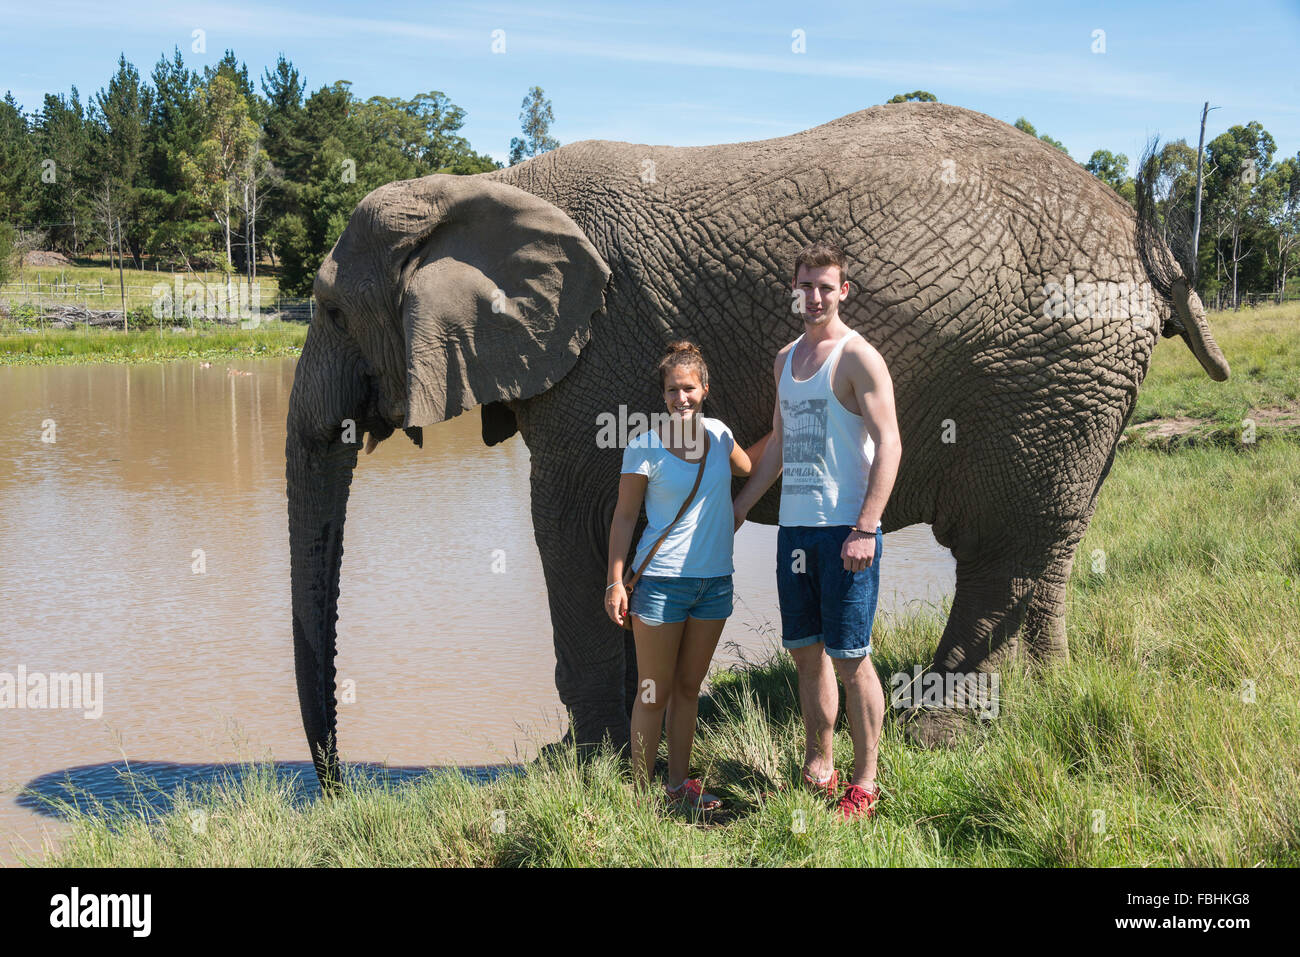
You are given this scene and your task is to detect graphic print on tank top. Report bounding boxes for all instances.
[780,397,828,496]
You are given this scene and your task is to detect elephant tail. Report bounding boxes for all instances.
[1134,139,1230,382]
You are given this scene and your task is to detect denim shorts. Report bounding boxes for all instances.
[629,574,734,625]
[776,525,882,658]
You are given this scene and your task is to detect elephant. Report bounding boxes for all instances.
[287,102,1229,788]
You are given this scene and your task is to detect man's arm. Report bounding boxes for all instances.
[735,431,772,475]
[842,340,901,571]
[733,347,789,527]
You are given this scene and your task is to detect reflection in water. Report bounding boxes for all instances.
[0,358,954,863]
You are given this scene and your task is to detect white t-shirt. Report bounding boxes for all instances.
[620,416,736,578]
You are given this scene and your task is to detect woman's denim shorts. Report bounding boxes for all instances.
[629,574,734,625]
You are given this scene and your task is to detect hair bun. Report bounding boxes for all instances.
[657,339,709,390]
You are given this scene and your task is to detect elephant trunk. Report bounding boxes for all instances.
[287,432,356,792]
[286,325,366,793]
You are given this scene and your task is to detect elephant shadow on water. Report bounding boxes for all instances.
[17,760,514,833]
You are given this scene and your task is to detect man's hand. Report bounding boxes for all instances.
[733,501,748,532]
[842,529,875,572]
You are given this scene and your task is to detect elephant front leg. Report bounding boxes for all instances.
[531,507,633,756]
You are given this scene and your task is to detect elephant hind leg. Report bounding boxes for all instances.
[1021,544,1078,665]
[931,553,1036,675]
[902,542,1042,748]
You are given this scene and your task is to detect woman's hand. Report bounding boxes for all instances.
[607,473,647,628]
[605,582,629,627]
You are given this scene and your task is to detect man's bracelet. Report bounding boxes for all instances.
[851,525,880,535]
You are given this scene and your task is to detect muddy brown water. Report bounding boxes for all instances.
[0,357,954,863]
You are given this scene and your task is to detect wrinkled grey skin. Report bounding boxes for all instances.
[288,103,1228,787]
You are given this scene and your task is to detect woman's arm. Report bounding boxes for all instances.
[605,472,648,626]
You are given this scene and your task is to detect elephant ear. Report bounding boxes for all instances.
[392,175,611,429]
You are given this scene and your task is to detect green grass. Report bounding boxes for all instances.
[0,322,306,364]
[20,301,1300,867]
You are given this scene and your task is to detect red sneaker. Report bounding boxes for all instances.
[837,783,881,821]
[665,778,722,811]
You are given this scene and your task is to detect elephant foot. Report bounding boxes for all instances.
[533,709,629,768]
[898,707,976,749]
[535,734,623,767]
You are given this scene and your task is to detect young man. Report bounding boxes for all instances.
[733,241,901,820]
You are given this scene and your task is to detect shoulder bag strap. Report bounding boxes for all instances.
[623,430,710,589]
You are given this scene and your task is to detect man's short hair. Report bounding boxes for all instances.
[794,241,848,286]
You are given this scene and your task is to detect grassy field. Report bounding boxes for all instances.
[3,256,281,311]
[1132,301,1300,438]
[0,322,308,364]
[23,303,1300,867]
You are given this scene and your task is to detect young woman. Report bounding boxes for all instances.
[605,341,762,811]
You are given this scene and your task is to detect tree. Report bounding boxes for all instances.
[1085,149,1135,205]
[140,48,205,269]
[181,74,259,307]
[1085,150,1129,189]
[274,80,365,295]
[260,55,308,268]
[204,50,258,117]
[1259,153,1300,301]
[0,92,36,230]
[1151,139,1199,256]
[33,89,92,255]
[0,222,16,285]
[1014,117,1069,156]
[90,54,150,265]
[509,87,558,165]
[237,136,279,282]
[887,90,937,103]
[1205,122,1276,307]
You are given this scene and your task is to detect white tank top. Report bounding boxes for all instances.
[778,329,878,527]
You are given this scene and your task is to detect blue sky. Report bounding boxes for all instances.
[3,0,1297,171]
